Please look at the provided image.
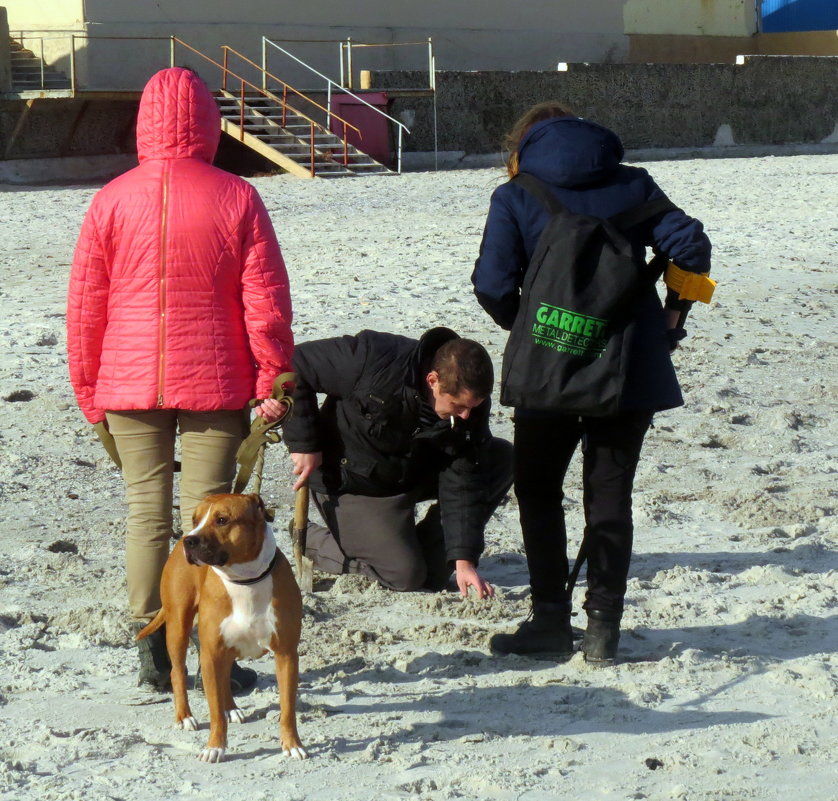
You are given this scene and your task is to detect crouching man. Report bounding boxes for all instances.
[282,327,513,598]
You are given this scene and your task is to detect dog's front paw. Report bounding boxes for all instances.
[283,745,308,760]
[226,707,246,724]
[198,746,226,763]
[177,716,199,731]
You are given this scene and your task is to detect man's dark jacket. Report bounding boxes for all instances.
[282,327,493,565]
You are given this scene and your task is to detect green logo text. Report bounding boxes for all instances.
[531,303,608,357]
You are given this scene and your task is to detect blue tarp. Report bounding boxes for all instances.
[761,0,838,32]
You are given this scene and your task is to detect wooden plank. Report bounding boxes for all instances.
[220,118,314,178]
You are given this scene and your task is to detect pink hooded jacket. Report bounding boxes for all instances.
[67,68,293,424]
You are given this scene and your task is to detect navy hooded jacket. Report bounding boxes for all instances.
[472,116,712,413]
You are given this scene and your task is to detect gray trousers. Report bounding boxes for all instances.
[306,437,513,591]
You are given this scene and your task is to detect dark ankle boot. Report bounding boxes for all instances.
[490,600,574,659]
[132,622,172,691]
[581,609,621,665]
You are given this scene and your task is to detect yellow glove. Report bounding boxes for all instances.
[664,262,716,304]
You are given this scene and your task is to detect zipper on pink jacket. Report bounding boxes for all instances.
[157,165,170,407]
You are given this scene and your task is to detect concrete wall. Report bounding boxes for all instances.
[3,1,85,86]
[0,98,137,159]
[2,0,630,91]
[628,30,838,62]
[0,8,11,92]
[370,56,838,154]
[2,0,83,29]
[624,0,757,36]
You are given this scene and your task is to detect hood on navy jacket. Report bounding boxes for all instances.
[517,116,624,189]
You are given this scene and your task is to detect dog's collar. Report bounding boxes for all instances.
[212,524,278,585]
[225,549,278,585]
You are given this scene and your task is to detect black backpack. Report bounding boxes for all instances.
[500,172,677,416]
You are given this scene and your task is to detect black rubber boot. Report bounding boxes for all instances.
[581,609,622,665]
[131,622,172,691]
[489,601,574,659]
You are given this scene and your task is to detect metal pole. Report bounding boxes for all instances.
[346,37,353,90]
[261,37,267,91]
[70,35,76,93]
[427,37,433,90]
[310,122,315,177]
[39,39,45,90]
[397,125,403,174]
[240,80,245,140]
[339,42,345,88]
[432,54,438,171]
[170,36,175,68]
[222,47,229,92]
[343,121,348,166]
[327,82,332,131]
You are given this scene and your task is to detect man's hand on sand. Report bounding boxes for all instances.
[291,451,323,491]
[455,560,494,599]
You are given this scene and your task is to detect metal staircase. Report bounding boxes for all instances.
[215,90,392,178]
[8,38,71,91]
[165,39,398,179]
[1,36,402,179]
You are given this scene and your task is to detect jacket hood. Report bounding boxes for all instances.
[518,116,624,188]
[136,67,221,163]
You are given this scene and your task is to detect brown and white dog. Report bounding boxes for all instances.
[137,493,307,763]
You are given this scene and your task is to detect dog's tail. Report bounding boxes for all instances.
[135,609,166,641]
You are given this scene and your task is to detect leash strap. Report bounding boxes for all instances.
[233,372,296,494]
[566,538,587,598]
[93,421,122,469]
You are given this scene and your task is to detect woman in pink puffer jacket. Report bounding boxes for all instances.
[67,67,294,691]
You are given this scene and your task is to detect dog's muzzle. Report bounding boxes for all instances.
[183,534,228,567]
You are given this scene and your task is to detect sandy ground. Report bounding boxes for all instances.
[0,155,836,801]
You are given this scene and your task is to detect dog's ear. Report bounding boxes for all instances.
[249,493,275,523]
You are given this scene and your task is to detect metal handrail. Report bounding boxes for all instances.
[5,31,401,174]
[262,37,411,174]
[9,30,88,91]
[171,38,358,177]
[340,38,434,91]
[221,45,361,137]
[262,37,410,132]
[10,33,174,91]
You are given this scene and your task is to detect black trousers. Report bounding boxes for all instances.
[305,437,513,591]
[513,411,653,614]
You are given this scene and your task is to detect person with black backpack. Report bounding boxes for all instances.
[473,101,714,665]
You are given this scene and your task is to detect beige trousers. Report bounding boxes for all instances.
[106,408,248,621]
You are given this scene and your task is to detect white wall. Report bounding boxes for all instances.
[3,0,633,90]
[3,0,83,30]
[624,0,757,37]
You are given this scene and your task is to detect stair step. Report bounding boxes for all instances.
[348,164,391,171]
[11,80,72,88]
[12,66,67,77]
[216,92,394,177]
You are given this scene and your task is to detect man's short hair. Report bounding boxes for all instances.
[431,338,494,399]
